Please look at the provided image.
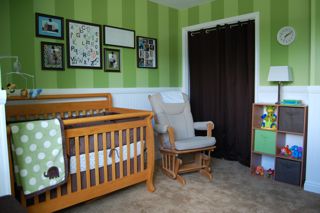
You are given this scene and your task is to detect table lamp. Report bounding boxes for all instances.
[268,66,293,104]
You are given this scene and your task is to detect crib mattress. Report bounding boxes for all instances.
[69,141,143,174]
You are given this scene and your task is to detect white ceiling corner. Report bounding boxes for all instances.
[149,0,216,10]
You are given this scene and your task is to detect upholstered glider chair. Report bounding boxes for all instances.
[148,92,216,185]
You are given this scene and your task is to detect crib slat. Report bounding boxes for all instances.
[119,130,123,178]
[67,176,72,194]
[134,128,137,174]
[75,137,81,191]
[66,138,71,194]
[57,186,61,198]
[111,131,116,181]
[46,190,50,200]
[126,129,130,176]
[94,134,99,185]
[102,132,107,183]
[34,195,39,204]
[85,135,90,189]
[140,127,144,171]
[20,192,26,207]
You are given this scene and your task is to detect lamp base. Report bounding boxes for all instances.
[276,81,281,104]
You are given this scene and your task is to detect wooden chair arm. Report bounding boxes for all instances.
[207,122,214,137]
[167,127,176,149]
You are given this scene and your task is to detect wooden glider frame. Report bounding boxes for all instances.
[155,116,216,185]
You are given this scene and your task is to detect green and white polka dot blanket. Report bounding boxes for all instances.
[9,118,68,198]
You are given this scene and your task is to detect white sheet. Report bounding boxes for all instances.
[69,141,142,174]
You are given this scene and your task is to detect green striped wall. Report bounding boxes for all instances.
[310,0,320,85]
[0,0,179,89]
[1,0,319,89]
[0,0,11,89]
[178,0,315,86]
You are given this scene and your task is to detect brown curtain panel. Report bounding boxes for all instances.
[188,21,255,166]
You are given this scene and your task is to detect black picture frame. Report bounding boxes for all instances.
[104,48,121,72]
[66,19,102,69]
[41,41,64,71]
[35,13,64,39]
[136,36,157,69]
[103,25,135,49]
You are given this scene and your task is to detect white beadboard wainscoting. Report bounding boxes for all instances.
[0,90,11,196]
[257,86,320,194]
[39,87,181,110]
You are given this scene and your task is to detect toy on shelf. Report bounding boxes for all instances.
[255,166,264,176]
[267,168,274,178]
[280,145,292,156]
[261,105,277,130]
[290,145,303,159]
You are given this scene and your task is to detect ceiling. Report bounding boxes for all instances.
[149,0,216,9]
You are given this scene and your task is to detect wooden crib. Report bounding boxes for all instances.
[5,93,155,212]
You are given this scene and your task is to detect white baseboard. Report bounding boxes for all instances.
[304,181,320,194]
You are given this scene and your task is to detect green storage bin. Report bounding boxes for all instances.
[254,130,276,155]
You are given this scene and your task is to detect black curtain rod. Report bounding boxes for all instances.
[189,19,254,36]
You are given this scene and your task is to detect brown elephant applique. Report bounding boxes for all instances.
[44,166,60,179]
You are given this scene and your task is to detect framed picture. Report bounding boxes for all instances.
[66,19,102,69]
[41,42,64,70]
[136,36,157,69]
[103,25,135,49]
[104,48,120,72]
[36,13,64,39]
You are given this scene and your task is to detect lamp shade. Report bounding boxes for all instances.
[268,66,293,82]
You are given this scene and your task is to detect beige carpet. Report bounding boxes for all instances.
[61,159,320,213]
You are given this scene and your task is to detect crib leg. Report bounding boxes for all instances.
[146,179,155,192]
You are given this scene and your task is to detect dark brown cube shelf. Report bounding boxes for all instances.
[250,103,308,187]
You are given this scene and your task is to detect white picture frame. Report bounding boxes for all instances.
[103,25,135,49]
[66,19,102,69]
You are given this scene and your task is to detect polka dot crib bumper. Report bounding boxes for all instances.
[9,118,68,198]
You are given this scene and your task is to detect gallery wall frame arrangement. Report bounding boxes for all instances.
[41,41,64,71]
[66,19,102,69]
[136,36,157,69]
[103,25,135,49]
[36,13,64,39]
[104,48,121,72]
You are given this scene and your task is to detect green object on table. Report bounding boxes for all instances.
[254,129,276,155]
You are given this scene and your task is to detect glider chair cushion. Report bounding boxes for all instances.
[149,93,195,141]
[175,136,216,151]
[148,92,216,185]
